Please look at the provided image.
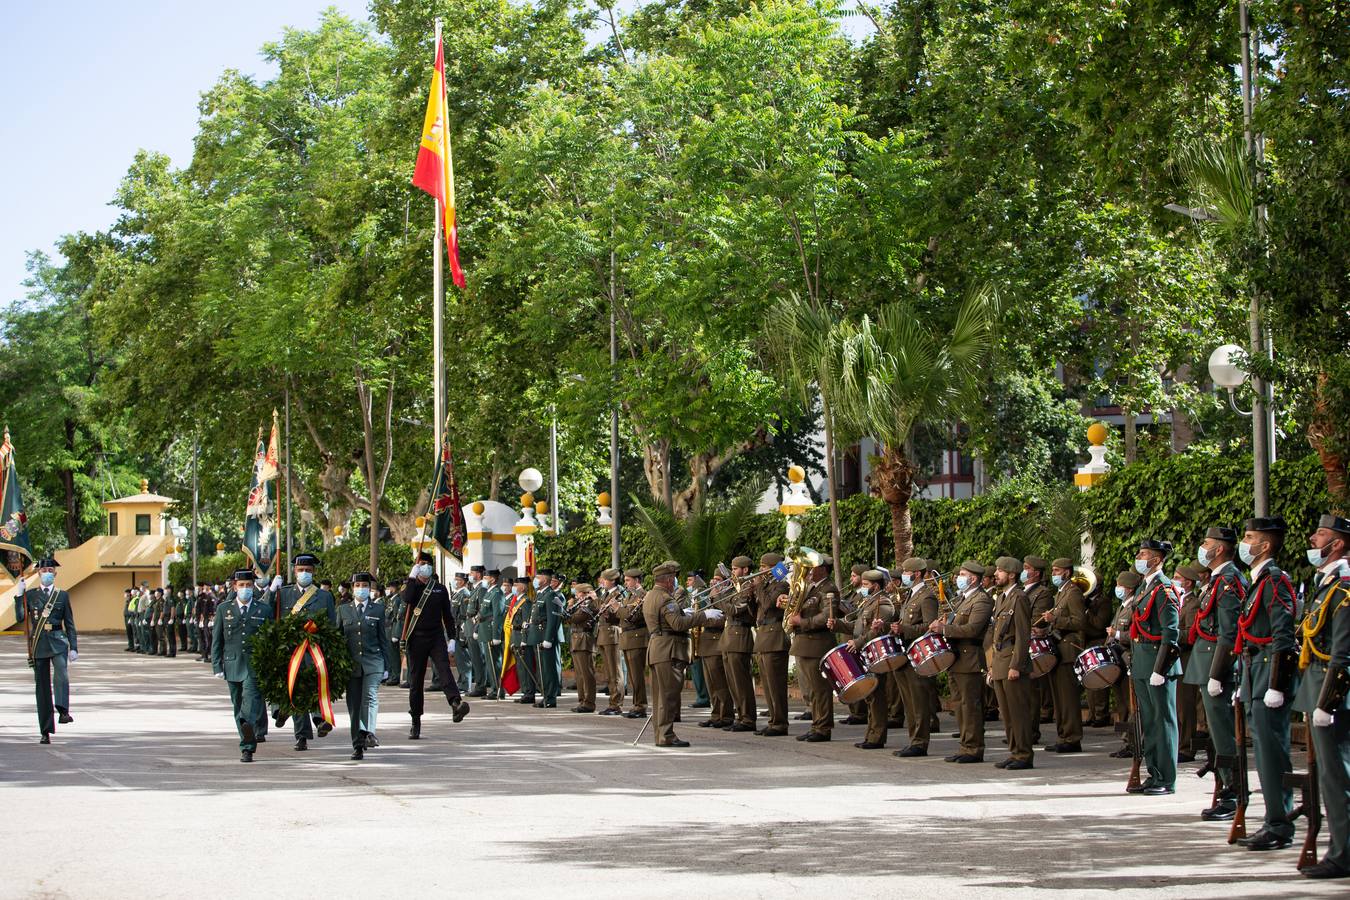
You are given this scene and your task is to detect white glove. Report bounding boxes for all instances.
[682,608,693,616]
[16,577,25,594]
[1207,678,1223,697]
[1313,709,1334,728]
[383,671,389,680]
[542,641,553,649]
[1149,672,1165,687]
[491,639,501,646]
[270,575,283,591]
[1263,688,1285,708]
[68,650,78,663]
[703,608,725,621]
[448,639,457,654]
[215,672,225,679]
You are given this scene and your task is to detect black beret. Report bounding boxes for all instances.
[470,564,486,573]
[416,550,435,564]
[232,569,256,582]
[1243,516,1287,534]
[293,552,320,567]
[1317,514,1350,536]
[1205,526,1238,543]
[36,556,59,568]
[487,569,501,577]
[1138,539,1174,554]
[352,571,374,584]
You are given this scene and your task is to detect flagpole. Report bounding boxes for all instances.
[432,16,446,583]
[284,378,293,569]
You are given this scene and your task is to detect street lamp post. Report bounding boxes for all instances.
[1208,343,1273,515]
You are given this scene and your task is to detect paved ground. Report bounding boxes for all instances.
[1,635,1337,899]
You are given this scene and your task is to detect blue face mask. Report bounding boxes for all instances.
[296,571,314,588]
[1238,542,1257,566]
[1134,559,1149,576]
[1018,571,1029,584]
[1114,585,1127,601]
[353,587,371,601]
[40,572,55,587]
[1051,574,1064,587]
[900,573,913,587]
[237,587,254,603]
[1197,546,1213,567]
[415,564,433,580]
[1307,547,1326,567]
[955,575,971,592]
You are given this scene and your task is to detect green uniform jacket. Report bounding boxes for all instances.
[269,584,337,626]
[479,584,504,642]
[339,600,391,677]
[1130,572,1181,678]
[1294,569,1350,711]
[15,587,77,659]
[211,596,275,681]
[1183,562,1245,686]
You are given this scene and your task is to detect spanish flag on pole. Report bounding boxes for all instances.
[411,31,466,289]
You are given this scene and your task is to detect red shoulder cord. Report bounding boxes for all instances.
[1190,574,1246,644]
[1234,572,1293,654]
[1130,582,1178,642]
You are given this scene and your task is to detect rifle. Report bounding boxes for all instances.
[1196,733,1218,806]
[1126,678,1143,792]
[1295,722,1321,870]
[1229,693,1250,843]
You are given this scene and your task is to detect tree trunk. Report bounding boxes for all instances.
[1123,409,1137,464]
[660,442,673,511]
[871,444,916,566]
[356,371,381,578]
[61,418,79,546]
[821,395,844,592]
[488,448,501,502]
[1169,363,1196,453]
[1309,371,1349,502]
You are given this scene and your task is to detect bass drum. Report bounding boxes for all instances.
[821,644,878,703]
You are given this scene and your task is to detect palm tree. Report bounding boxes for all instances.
[835,285,998,564]
[764,296,851,588]
[631,477,765,580]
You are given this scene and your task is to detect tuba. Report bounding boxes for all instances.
[782,547,822,635]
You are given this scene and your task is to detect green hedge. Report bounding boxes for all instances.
[169,542,414,589]
[536,453,1335,587]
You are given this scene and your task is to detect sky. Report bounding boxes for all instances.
[0,0,371,304]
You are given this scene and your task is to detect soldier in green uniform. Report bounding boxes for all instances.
[13,558,78,742]
[1040,558,1087,753]
[1233,517,1300,850]
[449,571,472,694]
[849,569,896,749]
[264,552,338,750]
[535,570,566,708]
[476,569,503,699]
[1126,539,1181,796]
[567,582,600,712]
[1297,514,1350,877]
[384,583,405,685]
[1305,518,1350,879]
[211,569,274,762]
[339,572,391,760]
[696,570,733,728]
[1022,556,1056,731]
[511,576,538,704]
[754,553,791,737]
[618,568,648,718]
[465,566,488,696]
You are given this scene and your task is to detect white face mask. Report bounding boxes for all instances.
[1114,585,1127,601]
[1197,545,1213,567]
[415,564,433,579]
[237,587,254,603]
[1019,571,1029,584]
[512,585,524,595]
[1134,559,1149,575]
[955,575,971,592]
[532,577,542,590]
[1238,542,1257,566]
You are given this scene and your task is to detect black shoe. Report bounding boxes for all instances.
[453,701,470,723]
[533,701,545,708]
[894,745,927,758]
[950,732,960,738]
[1087,717,1112,728]
[1302,860,1350,879]
[994,758,1011,769]
[294,738,308,752]
[758,728,788,737]
[351,746,365,760]
[730,723,756,733]
[316,720,333,738]
[1109,747,1135,759]
[1127,779,1156,794]
[240,721,256,745]
[571,706,594,713]
[691,701,711,709]
[929,717,941,731]
[256,735,266,743]
[1201,804,1237,821]
[949,754,983,764]
[544,701,557,709]
[399,682,410,688]
[698,719,716,728]
[841,715,867,725]
[855,741,886,750]
[795,711,811,720]
[58,712,73,725]
[1006,759,1034,770]
[409,720,421,740]
[658,739,691,748]
[241,750,253,763]
[796,732,811,741]
[804,732,831,742]
[1246,831,1292,851]
[515,696,534,704]
[1178,751,1196,763]
[624,710,647,719]
[39,734,50,744]
[365,734,379,749]
[273,709,289,728]
[468,690,487,698]
[1048,742,1082,753]
[600,708,623,716]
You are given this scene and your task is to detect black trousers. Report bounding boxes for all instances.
[406,632,461,719]
[167,622,178,656]
[33,656,56,736]
[125,622,135,650]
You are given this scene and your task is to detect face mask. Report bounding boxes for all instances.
[1114,585,1127,601]
[1307,547,1326,567]
[415,564,433,579]
[1134,559,1149,575]
[353,587,371,601]
[237,587,254,603]
[512,585,523,595]
[900,573,913,587]
[1197,546,1213,567]
[1018,571,1029,584]
[1238,542,1256,566]
[955,575,971,592]
[296,571,314,587]
[857,586,871,597]
[532,577,542,589]
[1051,574,1064,587]
[40,572,55,587]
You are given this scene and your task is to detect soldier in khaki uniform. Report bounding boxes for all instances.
[696,571,734,729]
[753,553,790,736]
[885,574,908,729]
[619,567,649,718]
[595,569,625,715]
[644,560,722,747]
[850,569,896,749]
[1023,556,1055,729]
[931,561,993,762]
[839,564,870,724]
[892,558,939,757]
[1083,571,1115,727]
[719,556,758,732]
[567,583,600,713]
[1039,558,1087,753]
[790,556,837,742]
[990,556,1035,769]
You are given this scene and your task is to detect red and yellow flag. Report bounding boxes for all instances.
[411,35,465,288]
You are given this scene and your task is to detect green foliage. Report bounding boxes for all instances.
[630,478,765,576]
[250,613,354,716]
[169,542,412,589]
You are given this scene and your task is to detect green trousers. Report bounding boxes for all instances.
[1242,656,1297,839]
[690,658,709,705]
[1131,671,1177,789]
[1313,710,1350,870]
[1201,680,1237,794]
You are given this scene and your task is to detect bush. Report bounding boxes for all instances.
[169,542,414,589]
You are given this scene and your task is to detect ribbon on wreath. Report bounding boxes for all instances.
[286,619,335,726]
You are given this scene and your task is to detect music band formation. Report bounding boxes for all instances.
[13,514,1350,879]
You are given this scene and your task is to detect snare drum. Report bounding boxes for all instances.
[821,644,878,703]
[1073,644,1123,690]
[1028,636,1058,678]
[860,634,908,673]
[906,632,955,676]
